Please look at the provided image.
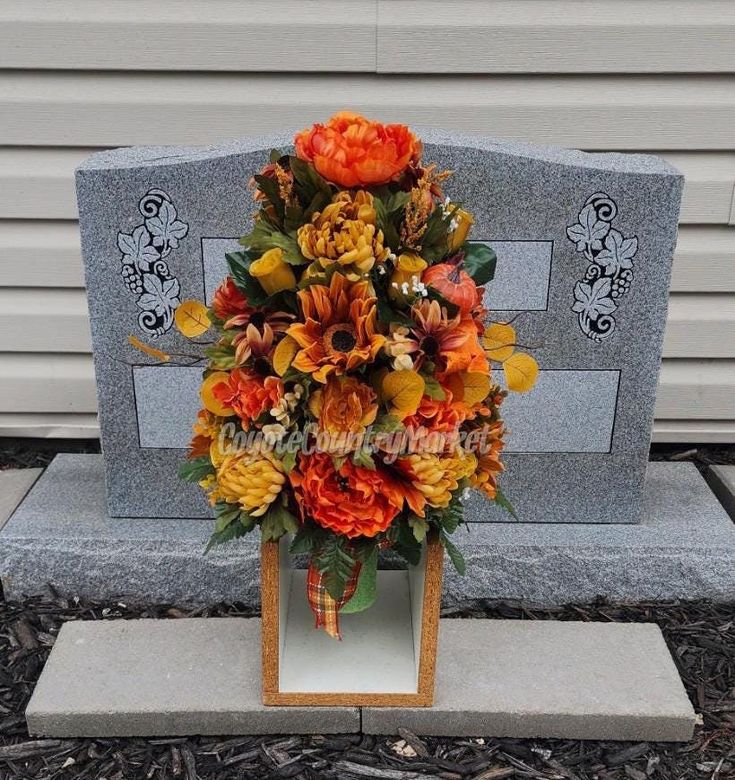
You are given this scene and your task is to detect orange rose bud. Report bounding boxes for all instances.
[249,248,296,296]
[294,111,421,189]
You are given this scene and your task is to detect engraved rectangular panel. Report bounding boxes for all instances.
[133,365,619,456]
[501,370,620,454]
[482,241,553,311]
[133,366,202,449]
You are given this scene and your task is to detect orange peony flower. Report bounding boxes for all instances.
[288,273,385,383]
[212,278,250,320]
[294,111,421,188]
[309,375,378,453]
[290,452,410,538]
[212,368,284,428]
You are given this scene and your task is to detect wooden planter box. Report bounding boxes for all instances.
[261,535,443,707]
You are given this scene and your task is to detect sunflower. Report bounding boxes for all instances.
[287,273,385,383]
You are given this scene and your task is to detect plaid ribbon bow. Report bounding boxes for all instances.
[306,559,362,640]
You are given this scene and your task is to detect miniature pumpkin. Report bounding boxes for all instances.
[422,261,479,314]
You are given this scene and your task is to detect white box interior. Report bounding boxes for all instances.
[277,537,426,694]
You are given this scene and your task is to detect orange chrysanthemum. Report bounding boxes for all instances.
[212,368,284,428]
[290,452,412,538]
[403,389,470,437]
[294,111,421,188]
[287,273,385,383]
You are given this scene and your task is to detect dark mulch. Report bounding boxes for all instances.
[0,596,733,780]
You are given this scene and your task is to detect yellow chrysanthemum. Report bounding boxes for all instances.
[211,450,286,517]
[297,190,390,279]
[397,450,475,510]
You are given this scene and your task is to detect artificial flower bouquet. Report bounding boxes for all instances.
[171,112,537,638]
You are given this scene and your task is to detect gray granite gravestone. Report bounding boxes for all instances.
[75,132,683,523]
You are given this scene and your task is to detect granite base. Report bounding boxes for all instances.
[1,454,734,605]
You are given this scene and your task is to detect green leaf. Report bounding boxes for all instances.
[178,456,214,483]
[377,297,415,328]
[341,546,378,614]
[205,514,253,553]
[281,449,297,474]
[213,502,241,533]
[421,374,446,400]
[440,531,466,575]
[313,534,359,601]
[494,485,519,520]
[408,514,429,543]
[289,524,320,555]
[269,148,283,164]
[226,251,269,305]
[289,156,332,204]
[373,195,401,250]
[389,520,422,566]
[260,502,299,543]
[372,414,404,434]
[351,448,376,470]
[253,173,285,221]
[427,493,464,534]
[463,242,497,286]
[203,343,237,370]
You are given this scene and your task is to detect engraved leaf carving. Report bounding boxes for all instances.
[136,273,181,316]
[145,200,189,249]
[595,228,638,275]
[566,203,610,252]
[571,277,617,321]
[117,225,159,271]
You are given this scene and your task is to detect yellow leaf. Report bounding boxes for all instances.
[273,335,299,377]
[175,300,211,338]
[381,370,425,419]
[460,371,491,406]
[200,371,235,417]
[503,352,539,393]
[483,322,516,362]
[127,335,170,363]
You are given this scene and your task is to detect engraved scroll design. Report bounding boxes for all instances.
[117,189,189,337]
[566,193,638,342]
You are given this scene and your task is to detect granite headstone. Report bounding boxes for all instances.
[76,131,682,522]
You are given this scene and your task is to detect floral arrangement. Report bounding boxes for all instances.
[161,112,538,638]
